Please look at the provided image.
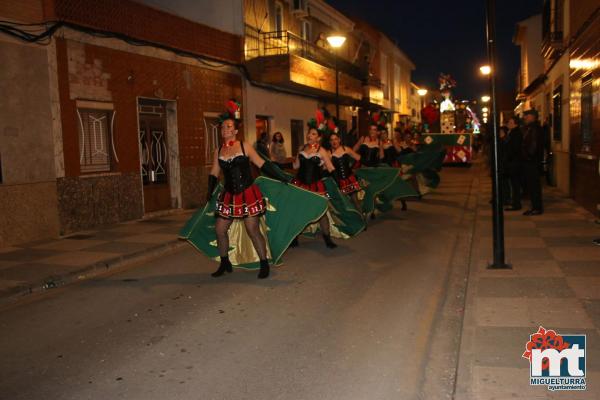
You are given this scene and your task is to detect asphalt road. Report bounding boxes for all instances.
[0,168,475,400]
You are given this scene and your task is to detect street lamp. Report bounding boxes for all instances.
[481,95,491,103]
[326,35,346,48]
[417,88,428,115]
[479,65,492,75]
[327,33,347,121]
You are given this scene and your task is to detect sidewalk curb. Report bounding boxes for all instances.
[0,239,187,308]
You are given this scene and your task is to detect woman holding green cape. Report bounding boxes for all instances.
[328,131,362,212]
[180,100,329,279]
[290,116,338,248]
[352,116,400,219]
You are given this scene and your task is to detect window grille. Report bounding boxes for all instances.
[77,108,114,173]
[204,114,221,164]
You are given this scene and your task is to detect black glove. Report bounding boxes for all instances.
[207,174,218,201]
[260,160,292,183]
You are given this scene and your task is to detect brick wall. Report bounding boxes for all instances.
[56,37,243,176]
[55,37,242,226]
[0,0,44,22]
[49,0,242,64]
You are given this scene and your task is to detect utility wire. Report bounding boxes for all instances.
[0,19,325,100]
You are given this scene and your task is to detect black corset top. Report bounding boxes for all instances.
[296,152,323,184]
[382,145,398,165]
[359,143,380,167]
[331,153,354,180]
[218,149,253,194]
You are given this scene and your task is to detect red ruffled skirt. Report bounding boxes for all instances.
[337,174,362,195]
[216,184,266,219]
[291,178,328,197]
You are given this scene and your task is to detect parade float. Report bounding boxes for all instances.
[420,74,479,164]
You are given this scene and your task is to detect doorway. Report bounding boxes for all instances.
[138,99,172,213]
[291,119,304,156]
[256,115,271,144]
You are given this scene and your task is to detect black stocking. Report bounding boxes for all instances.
[243,216,268,260]
[319,214,331,236]
[215,216,233,257]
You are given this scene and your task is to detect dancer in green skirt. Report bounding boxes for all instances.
[180,101,328,279]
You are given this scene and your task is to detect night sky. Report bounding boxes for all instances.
[326,0,542,101]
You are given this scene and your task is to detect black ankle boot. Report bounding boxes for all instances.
[323,234,337,249]
[289,237,299,247]
[258,259,270,279]
[211,256,233,277]
[401,200,407,211]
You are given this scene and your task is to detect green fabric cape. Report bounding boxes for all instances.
[354,167,400,214]
[397,148,446,191]
[302,177,366,238]
[179,177,329,269]
[375,175,420,212]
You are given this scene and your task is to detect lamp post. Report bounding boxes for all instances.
[485,0,509,269]
[326,34,347,121]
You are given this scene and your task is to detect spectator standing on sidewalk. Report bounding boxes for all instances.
[498,126,511,206]
[521,109,544,215]
[270,131,287,168]
[504,116,523,211]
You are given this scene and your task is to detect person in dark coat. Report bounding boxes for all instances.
[504,116,523,211]
[498,126,511,206]
[521,109,544,215]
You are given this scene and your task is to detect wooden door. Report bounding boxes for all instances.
[139,114,171,212]
[291,119,304,156]
[256,116,270,143]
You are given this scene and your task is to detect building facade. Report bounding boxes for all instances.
[514,14,544,116]
[567,1,600,213]
[243,0,363,156]
[515,0,600,213]
[0,0,416,247]
[0,0,244,247]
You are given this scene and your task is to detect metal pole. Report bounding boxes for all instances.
[335,53,340,119]
[486,0,510,269]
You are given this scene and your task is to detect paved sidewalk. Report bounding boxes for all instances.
[0,211,193,304]
[455,167,600,399]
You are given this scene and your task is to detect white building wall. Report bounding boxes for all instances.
[244,84,318,155]
[137,0,244,35]
[525,15,544,85]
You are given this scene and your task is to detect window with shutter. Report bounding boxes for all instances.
[77,108,114,173]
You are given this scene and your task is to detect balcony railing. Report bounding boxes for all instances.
[244,25,366,81]
[541,0,564,58]
[542,30,564,58]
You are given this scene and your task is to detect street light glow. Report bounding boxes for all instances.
[326,34,347,48]
[417,88,428,96]
[481,95,491,103]
[479,65,491,75]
